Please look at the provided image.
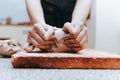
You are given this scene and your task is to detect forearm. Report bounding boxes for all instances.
[71,0,91,24]
[25,0,45,24]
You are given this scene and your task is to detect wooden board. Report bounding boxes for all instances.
[11,49,120,69]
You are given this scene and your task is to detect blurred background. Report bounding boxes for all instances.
[0,0,120,53]
[96,0,120,53]
[0,0,31,46]
[0,0,30,25]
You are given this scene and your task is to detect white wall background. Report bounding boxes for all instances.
[86,0,96,49]
[0,0,30,24]
[96,0,120,53]
[0,26,31,46]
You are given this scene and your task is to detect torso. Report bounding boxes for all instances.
[41,0,76,28]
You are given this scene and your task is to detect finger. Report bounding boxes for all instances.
[66,43,80,48]
[73,23,84,38]
[42,35,55,46]
[54,28,66,41]
[39,45,52,50]
[81,42,88,49]
[33,24,46,39]
[63,34,75,40]
[64,36,88,49]
[28,37,52,50]
[24,47,33,52]
[64,39,77,44]
[63,22,77,35]
[76,26,88,42]
[24,43,35,52]
[28,37,40,48]
[48,35,55,41]
[29,32,54,46]
[63,24,85,40]
[73,22,84,31]
[79,34,88,47]
[42,40,54,46]
[28,30,44,45]
[44,25,54,40]
[71,47,83,53]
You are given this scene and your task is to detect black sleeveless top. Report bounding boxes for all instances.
[41,0,76,28]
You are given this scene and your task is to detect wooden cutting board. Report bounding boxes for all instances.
[11,49,120,69]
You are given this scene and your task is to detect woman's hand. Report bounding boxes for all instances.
[24,23,55,52]
[63,22,88,52]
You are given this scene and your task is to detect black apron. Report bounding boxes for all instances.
[41,0,76,28]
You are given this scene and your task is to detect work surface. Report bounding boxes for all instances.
[12,49,120,69]
[1,58,120,80]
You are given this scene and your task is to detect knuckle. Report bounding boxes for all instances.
[81,45,86,49]
[80,24,84,29]
[34,23,39,27]
[66,44,69,48]
[71,48,75,50]
[47,46,51,49]
[35,44,39,48]
[33,25,38,30]
[44,41,50,44]
[39,45,43,49]
[48,41,53,45]
[75,39,79,43]
[41,45,48,49]
[28,30,32,35]
[75,38,79,43]
[80,22,84,26]
[27,40,30,43]
[64,22,70,26]
[64,40,68,43]
[84,27,88,32]
[64,22,71,29]
[81,44,84,48]
[79,41,82,46]
[71,39,74,43]
[72,48,78,52]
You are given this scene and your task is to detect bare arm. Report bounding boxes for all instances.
[25,0,45,25]
[25,0,55,52]
[71,0,91,24]
[63,0,91,52]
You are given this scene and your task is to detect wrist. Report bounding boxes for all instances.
[71,21,84,26]
[34,21,47,27]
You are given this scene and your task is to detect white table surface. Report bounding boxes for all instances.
[0,57,120,80]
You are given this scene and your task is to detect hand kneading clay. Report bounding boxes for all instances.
[24,22,79,53]
[0,39,22,56]
[24,27,72,53]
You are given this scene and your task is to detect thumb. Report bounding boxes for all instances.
[62,22,77,35]
[44,25,54,40]
[23,43,35,52]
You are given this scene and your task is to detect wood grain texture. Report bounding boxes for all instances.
[11,49,120,69]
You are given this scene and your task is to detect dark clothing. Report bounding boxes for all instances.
[41,0,76,28]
